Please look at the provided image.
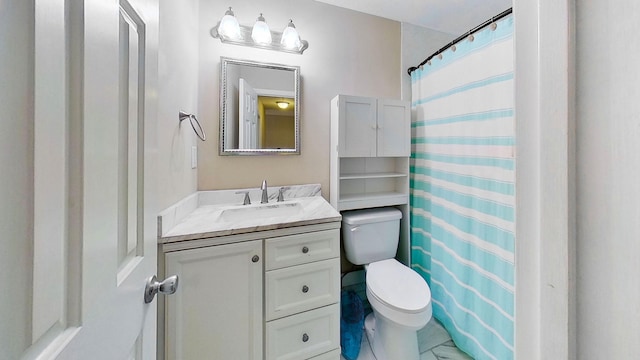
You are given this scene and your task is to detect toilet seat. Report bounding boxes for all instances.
[366,259,431,314]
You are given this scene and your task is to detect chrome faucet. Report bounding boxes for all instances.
[260,180,269,204]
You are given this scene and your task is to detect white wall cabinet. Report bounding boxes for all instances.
[333,95,410,158]
[159,225,341,360]
[330,95,411,212]
[330,95,411,264]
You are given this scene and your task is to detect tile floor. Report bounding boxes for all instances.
[340,318,473,360]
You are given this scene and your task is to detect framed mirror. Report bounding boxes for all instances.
[220,57,300,155]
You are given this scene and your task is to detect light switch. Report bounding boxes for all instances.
[191,146,197,169]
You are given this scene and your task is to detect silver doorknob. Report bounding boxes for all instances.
[144,275,179,304]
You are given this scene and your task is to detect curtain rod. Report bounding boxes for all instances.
[407,7,513,76]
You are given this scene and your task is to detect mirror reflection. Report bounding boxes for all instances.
[220,57,300,155]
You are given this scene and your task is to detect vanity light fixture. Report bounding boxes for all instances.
[276,101,289,109]
[217,7,241,40]
[211,7,309,54]
[251,13,272,45]
[281,20,301,49]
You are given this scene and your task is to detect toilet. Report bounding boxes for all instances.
[342,207,432,360]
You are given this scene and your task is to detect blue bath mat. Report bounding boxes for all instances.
[340,290,364,360]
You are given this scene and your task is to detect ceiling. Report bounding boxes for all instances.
[313,0,512,35]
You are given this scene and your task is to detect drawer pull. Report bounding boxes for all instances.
[302,285,309,293]
[302,246,309,254]
[302,333,309,342]
[252,255,260,263]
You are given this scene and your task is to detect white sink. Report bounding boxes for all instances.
[220,201,302,222]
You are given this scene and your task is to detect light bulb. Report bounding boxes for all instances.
[281,20,301,49]
[276,101,289,109]
[251,13,272,44]
[218,7,241,40]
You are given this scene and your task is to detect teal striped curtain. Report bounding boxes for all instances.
[410,15,515,360]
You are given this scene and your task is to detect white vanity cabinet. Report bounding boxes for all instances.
[163,240,263,360]
[159,225,341,360]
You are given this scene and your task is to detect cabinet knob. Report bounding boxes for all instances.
[302,285,309,293]
[302,333,309,342]
[302,246,309,254]
[251,255,260,263]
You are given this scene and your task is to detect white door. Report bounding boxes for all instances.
[239,78,259,149]
[0,0,161,358]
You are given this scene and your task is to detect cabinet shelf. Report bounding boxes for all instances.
[338,192,408,211]
[339,172,407,180]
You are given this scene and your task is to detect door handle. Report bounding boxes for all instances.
[144,275,179,304]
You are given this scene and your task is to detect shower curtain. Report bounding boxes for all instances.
[410,14,515,360]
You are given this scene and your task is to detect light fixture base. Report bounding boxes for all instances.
[211,23,309,54]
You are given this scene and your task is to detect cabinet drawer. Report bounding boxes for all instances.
[266,304,340,360]
[266,258,340,321]
[265,229,340,270]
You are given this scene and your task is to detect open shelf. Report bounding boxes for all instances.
[338,192,408,211]
[339,172,407,180]
[334,157,410,211]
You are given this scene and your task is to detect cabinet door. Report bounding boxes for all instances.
[338,95,377,157]
[377,99,411,156]
[165,240,263,360]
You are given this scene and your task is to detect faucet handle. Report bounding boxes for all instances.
[235,191,251,205]
[277,187,290,202]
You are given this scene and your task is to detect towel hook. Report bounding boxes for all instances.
[179,111,206,141]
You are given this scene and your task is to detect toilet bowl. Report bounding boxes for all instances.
[364,259,432,360]
[341,208,432,360]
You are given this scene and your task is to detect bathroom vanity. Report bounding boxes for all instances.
[157,185,342,360]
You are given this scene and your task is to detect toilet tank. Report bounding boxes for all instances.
[341,207,402,265]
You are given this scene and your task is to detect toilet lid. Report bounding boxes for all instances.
[366,259,431,313]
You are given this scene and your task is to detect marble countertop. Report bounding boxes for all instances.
[158,184,341,244]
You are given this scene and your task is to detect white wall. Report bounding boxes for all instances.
[575,0,640,358]
[400,23,456,102]
[0,1,34,357]
[514,0,575,358]
[197,0,401,198]
[157,0,200,209]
